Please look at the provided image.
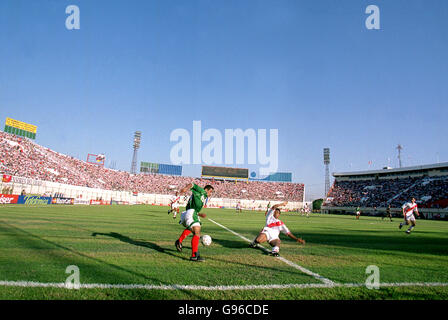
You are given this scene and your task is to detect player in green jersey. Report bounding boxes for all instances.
[175,182,214,261]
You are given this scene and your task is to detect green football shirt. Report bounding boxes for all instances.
[186,184,208,213]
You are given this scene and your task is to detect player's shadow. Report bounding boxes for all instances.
[212,238,249,249]
[0,221,203,299]
[91,232,189,260]
[134,213,158,218]
[212,238,271,256]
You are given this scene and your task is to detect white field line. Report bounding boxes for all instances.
[208,218,335,286]
[1,280,448,291]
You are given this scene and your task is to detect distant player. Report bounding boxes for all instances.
[301,204,310,217]
[235,201,242,213]
[382,204,393,222]
[168,192,181,219]
[249,201,305,256]
[175,183,214,262]
[355,207,361,220]
[399,198,420,234]
[305,205,310,218]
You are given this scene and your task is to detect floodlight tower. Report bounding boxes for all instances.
[323,148,330,197]
[130,131,142,174]
[396,144,403,168]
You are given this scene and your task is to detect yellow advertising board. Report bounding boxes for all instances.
[5,117,37,133]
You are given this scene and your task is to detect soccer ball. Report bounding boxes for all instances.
[201,235,212,246]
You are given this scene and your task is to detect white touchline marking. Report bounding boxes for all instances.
[1,280,447,291]
[208,218,335,285]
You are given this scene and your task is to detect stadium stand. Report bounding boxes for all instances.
[0,131,304,202]
[325,164,448,209]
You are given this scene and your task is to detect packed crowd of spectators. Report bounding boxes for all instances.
[326,176,448,208]
[0,132,304,201]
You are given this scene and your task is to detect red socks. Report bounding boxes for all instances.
[179,229,191,243]
[192,235,199,257]
[178,230,199,257]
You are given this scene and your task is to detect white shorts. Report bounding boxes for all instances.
[180,209,201,230]
[171,203,179,209]
[405,213,416,222]
[261,227,280,242]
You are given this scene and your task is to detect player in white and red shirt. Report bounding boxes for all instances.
[168,192,181,219]
[235,201,242,213]
[399,198,420,234]
[249,201,305,256]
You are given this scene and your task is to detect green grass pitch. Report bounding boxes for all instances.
[1,204,448,300]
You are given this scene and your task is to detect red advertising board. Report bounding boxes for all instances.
[0,194,19,204]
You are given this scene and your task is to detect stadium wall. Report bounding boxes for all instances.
[0,175,304,210]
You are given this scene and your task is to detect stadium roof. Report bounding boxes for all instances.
[333,162,448,177]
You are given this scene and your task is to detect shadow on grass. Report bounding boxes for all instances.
[134,213,159,218]
[212,238,255,249]
[205,238,317,277]
[90,233,305,280]
[91,232,188,260]
[298,232,448,255]
[212,237,274,257]
[0,221,202,299]
[216,225,448,256]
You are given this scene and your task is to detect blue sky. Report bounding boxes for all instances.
[0,0,447,200]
